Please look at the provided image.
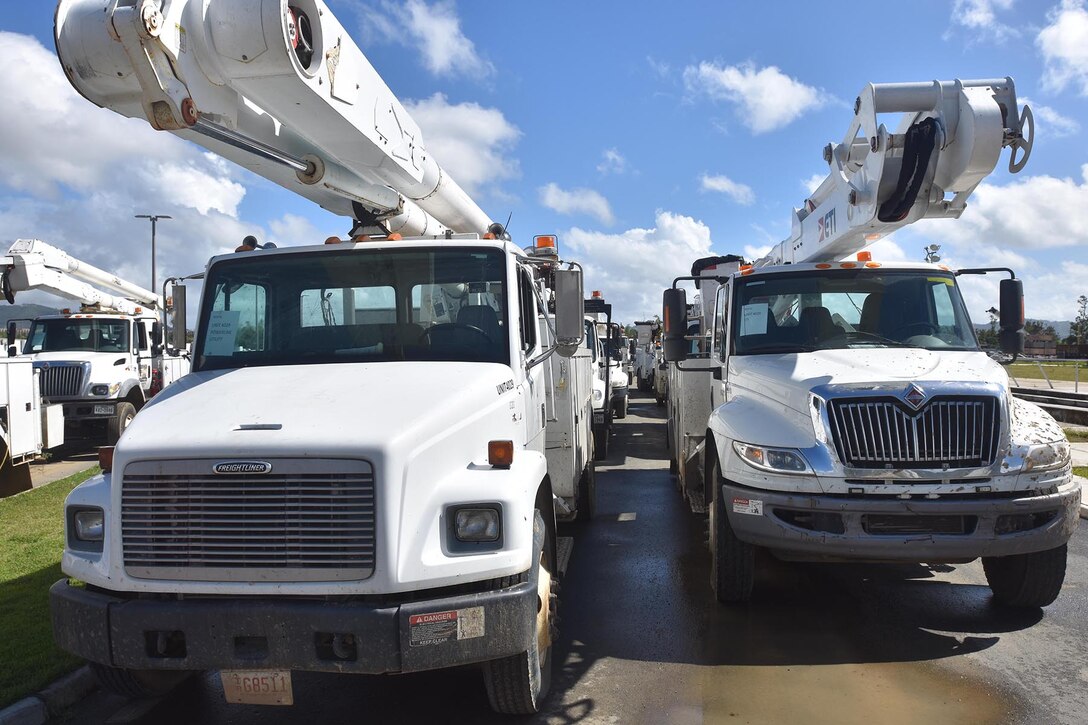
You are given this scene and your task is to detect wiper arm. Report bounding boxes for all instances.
[743,344,818,354]
[846,331,922,348]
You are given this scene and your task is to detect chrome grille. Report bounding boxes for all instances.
[828,396,999,469]
[121,459,375,582]
[39,364,85,397]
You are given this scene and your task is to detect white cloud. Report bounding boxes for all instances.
[1037,0,1088,95]
[539,183,614,225]
[683,61,825,133]
[700,173,755,205]
[802,174,825,194]
[914,165,1088,250]
[563,211,717,321]
[597,148,628,175]
[1020,97,1080,137]
[744,244,772,260]
[355,0,493,79]
[404,93,521,198]
[950,0,1017,41]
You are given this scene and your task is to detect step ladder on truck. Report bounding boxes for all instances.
[663,77,1079,609]
[2,240,189,445]
[50,0,594,714]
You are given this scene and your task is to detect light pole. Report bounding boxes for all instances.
[135,214,172,293]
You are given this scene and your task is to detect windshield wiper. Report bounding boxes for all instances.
[845,331,923,348]
[742,344,818,354]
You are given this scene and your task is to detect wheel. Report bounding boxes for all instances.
[709,459,755,604]
[615,397,627,419]
[983,544,1067,608]
[90,663,192,699]
[593,426,608,460]
[107,402,137,445]
[483,510,555,714]
[575,464,596,522]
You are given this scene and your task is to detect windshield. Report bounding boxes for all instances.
[732,270,978,355]
[194,247,509,371]
[25,318,130,353]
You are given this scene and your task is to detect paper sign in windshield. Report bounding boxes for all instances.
[204,310,241,356]
[740,303,769,336]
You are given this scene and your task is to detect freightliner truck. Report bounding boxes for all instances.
[663,78,1079,609]
[50,0,594,714]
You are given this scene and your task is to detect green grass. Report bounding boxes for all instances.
[1067,429,1088,443]
[1008,362,1086,383]
[0,466,99,708]
[1074,466,1088,479]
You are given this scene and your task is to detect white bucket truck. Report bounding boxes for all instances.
[2,240,188,443]
[663,78,1079,609]
[50,0,593,713]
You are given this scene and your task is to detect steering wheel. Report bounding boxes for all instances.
[891,321,938,338]
[419,323,491,344]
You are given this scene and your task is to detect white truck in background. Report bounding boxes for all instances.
[2,239,188,443]
[663,78,1079,609]
[50,0,594,714]
[0,359,65,497]
[633,319,660,393]
[586,292,615,458]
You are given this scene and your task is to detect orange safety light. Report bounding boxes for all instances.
[134,307,143,314]
[352,235,371,243]
[865,234,882,242]
[482,233,496,240]
[865,262,881,268]
[324,236,341,245]
[488,440,514,468]
[815,263,833,269]
[857,251,872,262]
[591,290,603,299]
[535,235,556,249]
[840,262,857,269]
[387,233,403,241]
[98,446,115,473]
[741,268,754,276]
[739,264,753,271]
[62,308,71,315]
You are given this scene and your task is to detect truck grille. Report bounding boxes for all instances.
[828,396,999,469]
[121,459,376,582]
[39,363,85,397]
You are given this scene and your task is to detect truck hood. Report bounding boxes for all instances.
[729,349,1008,415]
[118,362,519,459]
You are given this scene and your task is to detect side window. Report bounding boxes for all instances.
[207,281,267,354]
[518,268,537,353]
[135,321,148,352]
[714,284,729,361]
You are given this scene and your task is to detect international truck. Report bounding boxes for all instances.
[49,0,594,713]
[663,78,1079,609]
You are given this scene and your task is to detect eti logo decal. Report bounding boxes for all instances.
[213,461,272,475]
[817,209,836,242]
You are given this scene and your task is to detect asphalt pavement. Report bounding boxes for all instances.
[53,391,1088,724]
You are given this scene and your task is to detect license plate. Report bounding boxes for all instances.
[593,412,605,425]
[93,404,115,416]
[220,670,293,706]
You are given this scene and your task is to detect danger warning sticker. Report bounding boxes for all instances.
[732,497,764,516]
[409,607,486,647]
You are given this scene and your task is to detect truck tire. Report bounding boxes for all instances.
[483,510,555,714]
[615,397,627,419]
[593,426,608,460]
[982,544,1067,608]
[90,663,192,699]
[709,462,755,604]
[107,402,137,445]
[575,464,596,522]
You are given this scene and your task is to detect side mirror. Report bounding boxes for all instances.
[170,283,188,352]
[6,321,16,355]
[662,288,688,362]
[553,269,585,358]
[150,321,163,347]
[999,278,1024,356]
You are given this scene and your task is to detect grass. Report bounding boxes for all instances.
[1067,429,1088,443]
[1008,361,1086,383]
[1074,466,1088,479]
[0,466,99,709]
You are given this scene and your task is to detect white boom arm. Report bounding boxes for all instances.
[2,239,160,315]
[758,78,1033,267]
[54,0,493,237]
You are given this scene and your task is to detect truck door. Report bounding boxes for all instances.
[134,319,151,387]
[518,266,546,449]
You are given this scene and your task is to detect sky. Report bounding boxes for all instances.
[1,0,1086,326]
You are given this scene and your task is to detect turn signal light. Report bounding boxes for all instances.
[488,440,514,468]
[815,263,832,269]
[98,446,115,473]
[324,236,342,245]
[387,233,403,241]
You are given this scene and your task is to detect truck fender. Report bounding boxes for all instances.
[118,379,146,407]
[707,394,816,466]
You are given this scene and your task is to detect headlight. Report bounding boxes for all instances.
[453,508,500,542]
[74,509,104,540]
[1022,442,1071,473]
[90,383,120,396]
[733,442,811,474]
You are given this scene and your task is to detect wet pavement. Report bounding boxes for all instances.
[56,391,1087,724]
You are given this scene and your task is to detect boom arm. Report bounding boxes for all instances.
[758,78,1033,267]
[54,0,493,237]
[2,239,160,315]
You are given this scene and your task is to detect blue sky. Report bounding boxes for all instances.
[1,0,1086,324]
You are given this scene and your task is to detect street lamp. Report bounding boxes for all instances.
[135,214,172,293]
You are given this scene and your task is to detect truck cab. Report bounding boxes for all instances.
[50,235,589,714]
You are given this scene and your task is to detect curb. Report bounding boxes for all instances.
[0,667,95,725]
[1075,475,1088,521]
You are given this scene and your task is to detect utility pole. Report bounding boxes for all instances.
[135,214,172,293]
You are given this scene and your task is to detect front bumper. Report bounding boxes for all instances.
[61,401,117,422]
[50,573,536,675]
[721,479,1081,561]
